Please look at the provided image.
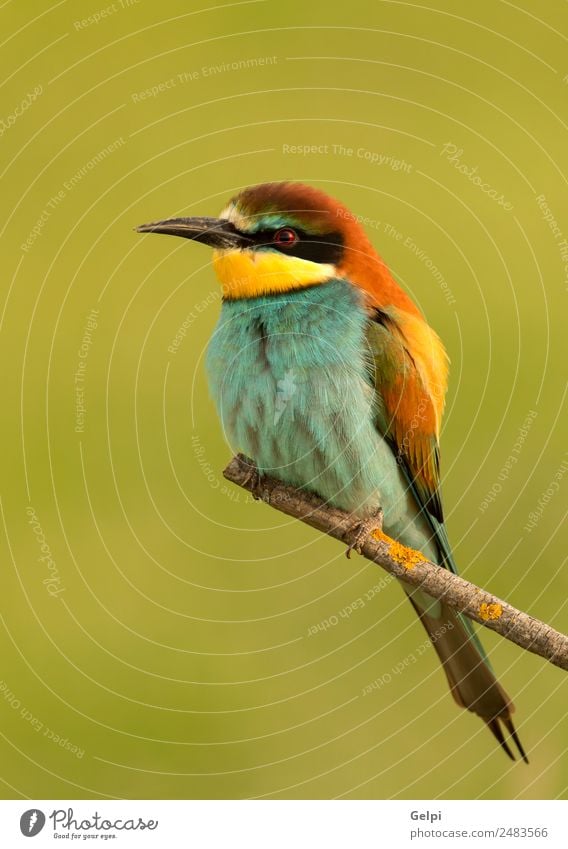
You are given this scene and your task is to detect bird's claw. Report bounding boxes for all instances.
[241,457,269,503]
[345,509,384,559]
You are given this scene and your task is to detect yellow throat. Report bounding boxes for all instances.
[212,248,335,299]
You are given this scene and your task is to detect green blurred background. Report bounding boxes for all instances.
[1,0,566,800]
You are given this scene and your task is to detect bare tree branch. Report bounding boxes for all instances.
[223,454,568,672]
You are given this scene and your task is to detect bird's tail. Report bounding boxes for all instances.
[404,588,528,763]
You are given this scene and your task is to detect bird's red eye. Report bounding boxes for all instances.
[273,227,298,247]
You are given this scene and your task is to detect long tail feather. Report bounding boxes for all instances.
[404,590,528,762]
[503,716,529,764]
[486,717,515,761]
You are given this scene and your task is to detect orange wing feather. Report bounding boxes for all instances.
[337,229,449,521]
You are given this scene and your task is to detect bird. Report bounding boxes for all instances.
[137,181,527,763]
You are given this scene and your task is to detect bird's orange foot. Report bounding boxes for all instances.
[240,456,270,502]
[345,509,384,559]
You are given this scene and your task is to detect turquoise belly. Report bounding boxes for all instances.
[206,279,437,560]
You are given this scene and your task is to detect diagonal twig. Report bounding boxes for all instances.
[223,453,568,672]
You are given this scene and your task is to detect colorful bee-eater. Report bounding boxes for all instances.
[137,181,527,762]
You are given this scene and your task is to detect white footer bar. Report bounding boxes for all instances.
[0,799,565,848]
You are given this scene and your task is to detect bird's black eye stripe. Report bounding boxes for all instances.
[251,227,344,265]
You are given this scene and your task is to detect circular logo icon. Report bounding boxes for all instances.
[19,810,46,837]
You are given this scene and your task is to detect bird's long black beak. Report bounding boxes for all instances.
[135,217,252,250]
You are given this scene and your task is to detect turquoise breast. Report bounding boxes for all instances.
[206,278,436,557]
